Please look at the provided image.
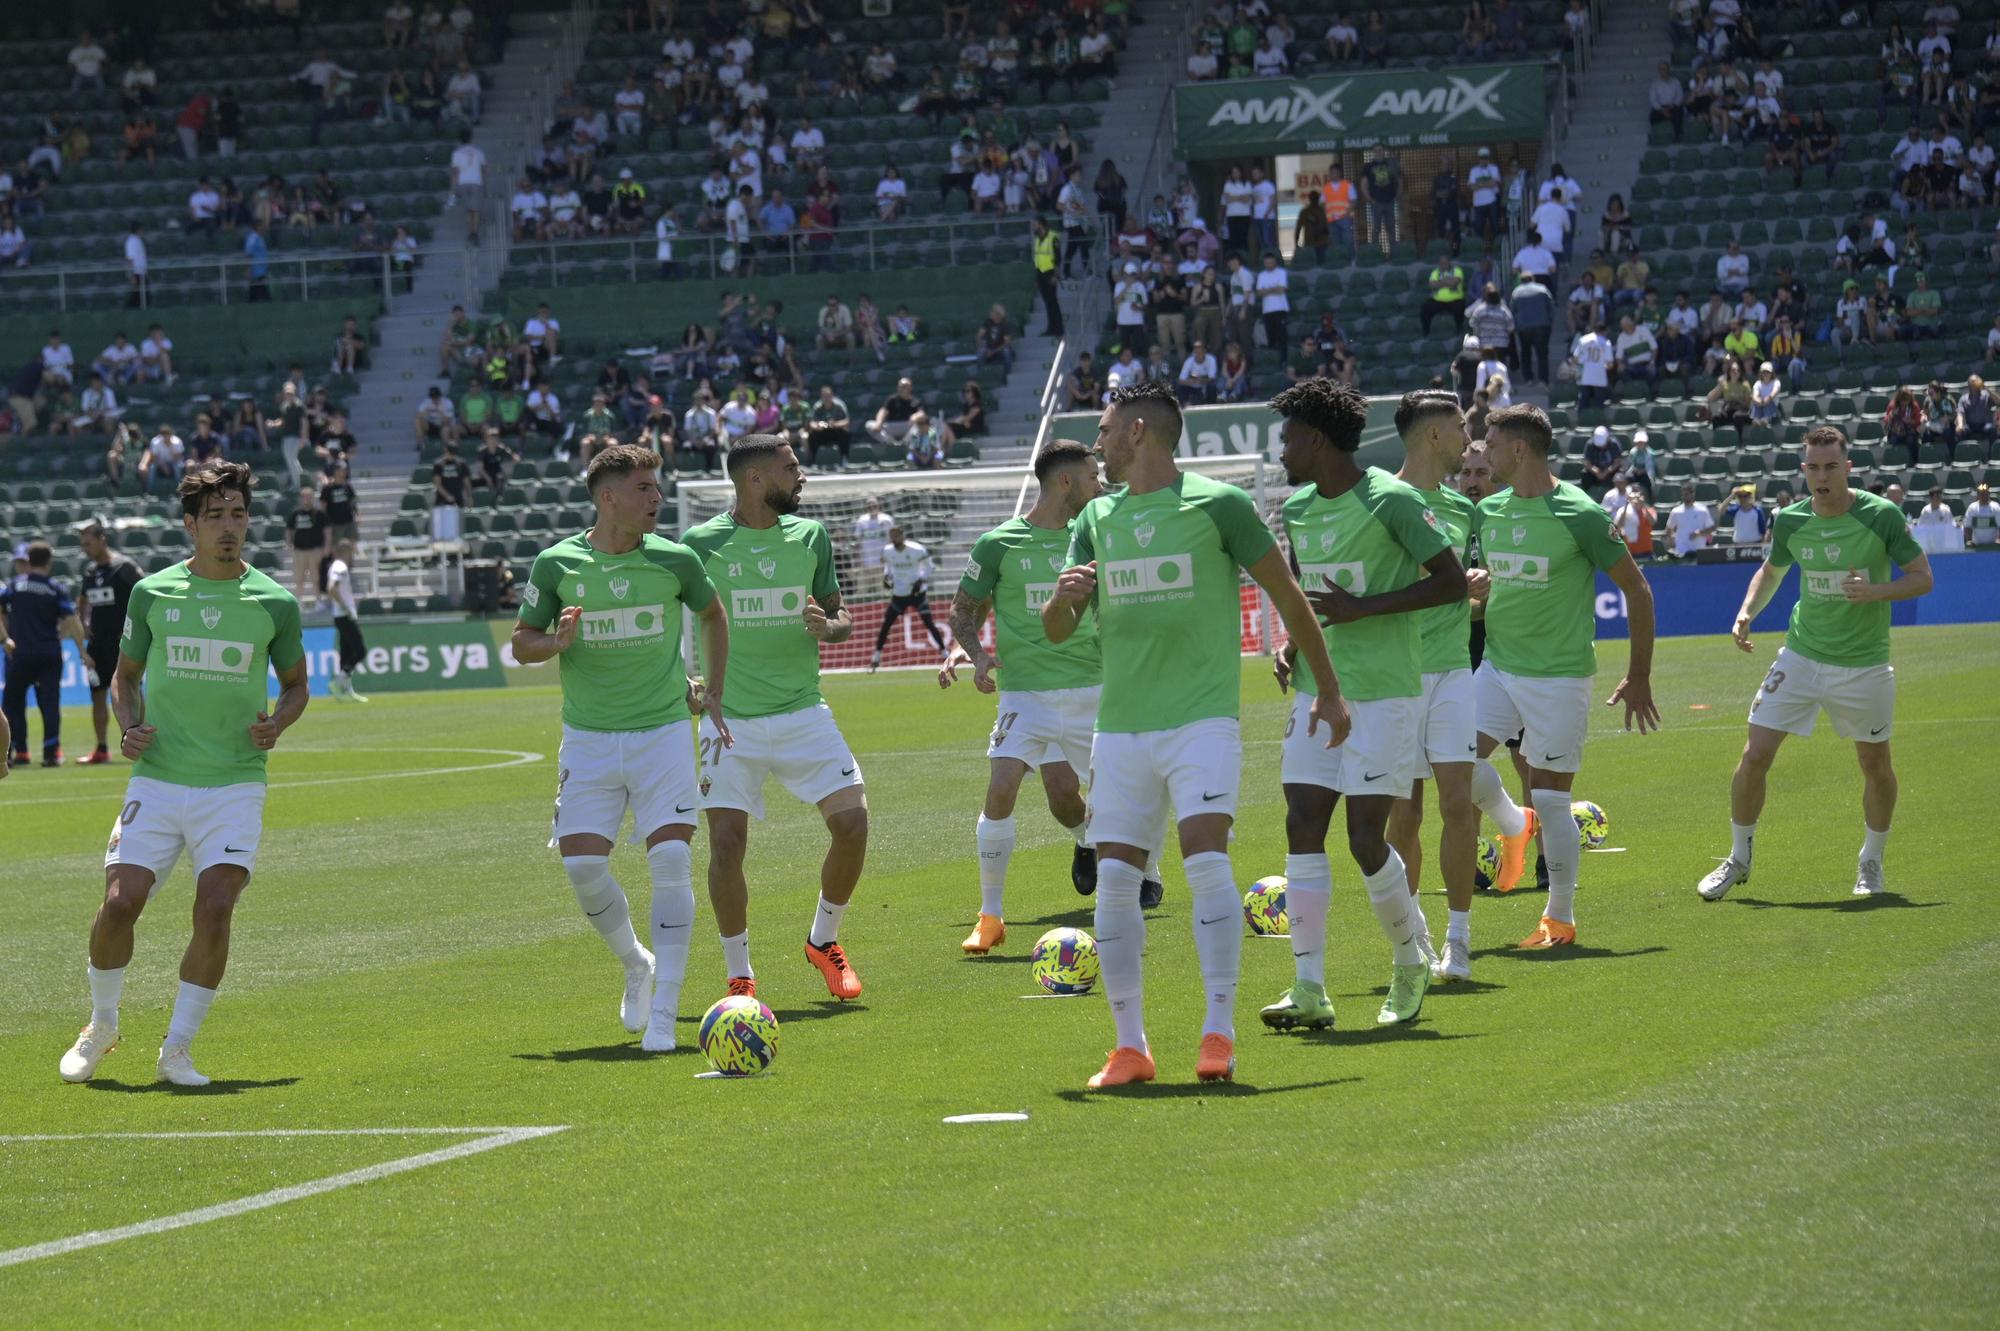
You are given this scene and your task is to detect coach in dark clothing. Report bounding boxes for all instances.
[76,517,141,763]
[1,541,86,766]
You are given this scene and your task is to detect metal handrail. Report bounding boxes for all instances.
[1012,335,1069,517]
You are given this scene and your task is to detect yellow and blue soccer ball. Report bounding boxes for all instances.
[1476,836,1500,881]
[1030,928,1100,995]
[1571,800,1610,849]
[698,995,779,1076]
[1243,876,1289,935]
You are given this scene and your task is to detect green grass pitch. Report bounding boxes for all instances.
[2,625,1995,1327]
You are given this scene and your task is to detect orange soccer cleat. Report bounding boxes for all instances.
[1494,807,1541,893]
[960,914,1006,954]
[1518,916,1577,949]
[1086,1046,1157,1089]
[1195,1033,1236,1082]
[804,939,863,1000]
[726,976,758,1000]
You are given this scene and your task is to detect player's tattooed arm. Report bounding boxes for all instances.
[804,591,853,643]
[947,590,991,668]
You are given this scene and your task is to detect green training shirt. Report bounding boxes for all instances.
[1066,470,1275,733]
[519,531,714,732]
[1768,491,1923,668]
[119,562,305,788]
[681,511,839,718]
[959,516,1100,693]
[1283,468,1451,702]
[1476,481,1629,679]
[1413,483,1476,674]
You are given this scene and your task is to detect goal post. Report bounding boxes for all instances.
[673,456,1287,674]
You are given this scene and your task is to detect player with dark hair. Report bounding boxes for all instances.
[682,435,870,1003]
[2,539,87,767]
[1043,381,1347,1087]
[59,460,310,1086]
[75,516,143,763]
[513,443,730,1051]
[1467,404,1660,948]
[1262,380,1467,1031]
[1697,425,1934,901]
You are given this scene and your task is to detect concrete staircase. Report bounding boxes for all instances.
[1554,2,1670,243]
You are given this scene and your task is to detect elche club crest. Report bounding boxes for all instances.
[1048,553,1063,572]
[757,558,778,579]
[1510,525,1528,546]
[1317,527,1337,554]
[609,576,631,601]
[200,606,222,630]
[1133,522,1156,549]
[1824,543,1843,563]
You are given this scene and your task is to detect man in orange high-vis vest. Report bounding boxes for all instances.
[1321,164,1356,255]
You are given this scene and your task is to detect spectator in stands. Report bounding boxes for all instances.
[1665,484,1715,558]
[904,412,945,469]
[1720,317,1760,374]
[1749,361,1783,425]
[526,377,564,440]
[137,422,183,495]
[1649,61,1686,140]
[676,390,717,471]
[976,305,1015,372]
[1467,283,1514,365]
[1509,270,1553,385]
[1255,251,1290,351]
[1966,482,1999,547]
[414,385,459,447]
[1956,375,1996,459]
[1361,150,1400,251]
[1920,379,1957,450]
[1599,192,1633,254]
[1715,239,1750,297]
[448,127,488,244]
[1769,316,1806,388]
[510,175,548,242]
[1734,286,1769,335]
[69,31,108,93]
[1721,485,1770,547]
[815,294,856,350]
[1567,271,1607,337]
[1699,358,1748,436]
[1421,254,1468,338]
[0,211,27,270]
[1455,6,1495,61]
[1906,272,1944,338]
[945,380,987,442]
[868,377,922,449]
[1613,314,1658,389]
[803,384,852,469]
[1580,425,1622,496]
[94,334,140,388]
[1570,323,1613,409]
[71,373,120,435]
[39,331,76,391]
[119,112,160,172]
[1865,276,1903,343]
[1530,188,1572,270]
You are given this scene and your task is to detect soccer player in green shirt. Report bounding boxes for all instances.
[682,435,869,1003]
[1468,405,1660,948]
[1698,426,1933,901]
[59,461,310,1088]
[1383,391,1490,982]
[512,444,731,1052]
[1262,381,1467,1033]
[940,440,1163,953]
[1043,382,1347,1088]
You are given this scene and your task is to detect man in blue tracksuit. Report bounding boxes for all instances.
[1,540,87,767]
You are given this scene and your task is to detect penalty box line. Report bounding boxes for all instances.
[0,1125,568,1270]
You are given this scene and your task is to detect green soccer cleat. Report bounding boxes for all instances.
[1259,980,1336,1031]
[1377,962,1431,1026]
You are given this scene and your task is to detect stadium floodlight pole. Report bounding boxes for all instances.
[1012,338,1070,518]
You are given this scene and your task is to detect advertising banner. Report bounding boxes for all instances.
[1175,63,1546,161]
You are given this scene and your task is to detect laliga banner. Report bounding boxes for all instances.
[1175,62,1546,161]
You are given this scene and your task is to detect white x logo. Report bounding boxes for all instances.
[1434,71,1511,129]
[1280,80,1351,137]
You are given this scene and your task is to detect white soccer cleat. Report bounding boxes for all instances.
[1415,928,1440,971]
[621,949,655,1033]
[641,1016,676,1053]
[58,1022,119,1083]
[156,1044,211,1087]
[1698,857,1751,901]
[1854,860,1885,897]
[1431,937,1471,983]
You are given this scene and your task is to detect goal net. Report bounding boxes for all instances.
[673,456,1288,674]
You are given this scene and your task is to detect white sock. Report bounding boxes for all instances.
[976,814,1016,917]
[1142,849,1161,882]
[1861,825,1888,863]
[1532,790,1581,924]
[563,855,647,967]
[808,893,846,947]
[1410,891,1434,948]
[164,980,216,1049]
[1471,759,1529,837]
[1071,819,1088,846]
[1184,851,1242,1039]
[1731,820,1757,866]
[1447,907,1471,944]
[1094,857,1148,1052]
[1364,849,1423,965]
[88,963,124,1029]
[721,930,753,979]
[1283,853,1332,988]
[647,841,696,1022]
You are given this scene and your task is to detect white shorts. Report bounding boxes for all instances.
[988,686,1098,774]
[1475,662,1592,774]
[1087,717,1240,851]
[1749,645,1896,741]
[103,775,267,880]
[550,719,699,846]
[1280,691,1422,797]
[1416,668,1477,779]
[698,702,862,819]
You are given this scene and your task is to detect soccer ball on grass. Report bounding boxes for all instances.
[1030,928,1100,995]
[1571,800,1610,849]
[1476,836,1500,881]
[699,995,780,1076]
[1243,876,1289,935]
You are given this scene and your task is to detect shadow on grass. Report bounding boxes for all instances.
[964,951,1034,964]
[1052,1075,1359,1103]
[1015,908,1097,929]
[1293,1026,1483,1048]
[1732,894,1940,912]
[1470,943,1670,963]
[767,1001,869,1023]
[1408,977,1507,995]
[513,1043,655,1063]
[84,1076,302,1095]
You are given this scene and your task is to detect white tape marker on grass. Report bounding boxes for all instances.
[943,1113,1030,1124]
[0,1125,567,1269]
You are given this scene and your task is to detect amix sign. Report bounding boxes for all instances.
[1175,63,1545,160]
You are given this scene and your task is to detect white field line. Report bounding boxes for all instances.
[2,747,545,809]
[0,1125,567,1269]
